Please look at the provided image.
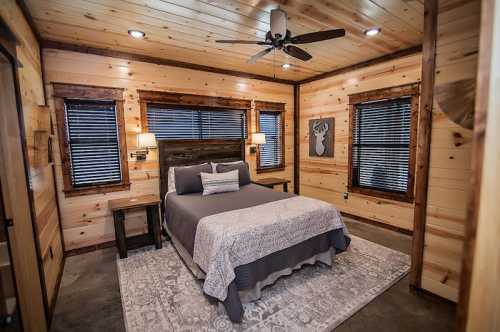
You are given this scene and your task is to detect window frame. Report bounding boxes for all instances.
[138,90,251,136]
[347,83,419,203]
[53,83,130,197]
[255,100,286,173]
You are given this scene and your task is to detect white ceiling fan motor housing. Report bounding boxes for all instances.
[270,8,287,40]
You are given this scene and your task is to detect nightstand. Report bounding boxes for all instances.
[109,194,162,259]
[253,177,291,192]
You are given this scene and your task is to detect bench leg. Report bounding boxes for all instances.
[113,210,127,259]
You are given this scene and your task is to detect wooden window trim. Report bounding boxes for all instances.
[52,83,130,197]
[347,83,419,203]
[137,90,252,135]
[255,101,286,174]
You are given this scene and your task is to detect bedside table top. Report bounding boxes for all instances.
[253,177,291,186]
[109,194,160,211]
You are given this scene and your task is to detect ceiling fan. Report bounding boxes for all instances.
[216,8,345,64]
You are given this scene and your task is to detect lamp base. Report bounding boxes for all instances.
[250,146,257,154]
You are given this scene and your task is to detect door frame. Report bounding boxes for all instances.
[0,22,49,331]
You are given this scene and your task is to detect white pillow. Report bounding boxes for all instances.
[200,170,239,196]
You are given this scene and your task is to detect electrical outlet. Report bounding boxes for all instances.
[343,192,348,199]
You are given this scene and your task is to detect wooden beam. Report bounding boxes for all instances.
[298,45,422,85]
[41,40,296,86]
[409,0,437,289]
[294,84,300,194]
[16,0,41,41]
[457,0,494,330]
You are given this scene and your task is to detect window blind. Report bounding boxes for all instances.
[352,96,412,193]
[146,104,247,140]
[65,100,122,187]
[259,112,282,169]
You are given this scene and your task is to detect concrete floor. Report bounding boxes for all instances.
[50,219,456,331]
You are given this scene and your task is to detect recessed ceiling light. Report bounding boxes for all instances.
[364,28,381,37]
[282,63,291,69]
[128,29,145,39]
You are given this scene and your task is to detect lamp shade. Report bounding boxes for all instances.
[251,133,266,145]
[137,132,157,148]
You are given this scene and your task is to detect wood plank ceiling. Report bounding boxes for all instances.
[25,0,423,81]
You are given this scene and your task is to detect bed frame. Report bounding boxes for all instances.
[158,139,245,206]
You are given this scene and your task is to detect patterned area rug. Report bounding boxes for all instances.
[117,235,410,331]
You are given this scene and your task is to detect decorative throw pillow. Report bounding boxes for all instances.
[200,170,239,195]
[174,163,213,195]
[216,161,251,186]
[167,167,176,193]
[210,160,243,172]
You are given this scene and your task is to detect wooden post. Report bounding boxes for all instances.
[409,0,438,289]
[294,84,300,194]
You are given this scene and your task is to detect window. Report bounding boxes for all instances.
[256,101,285,173]
[53,84,129,197]
[139,90,251,142]
[146,104,247,140]
[348,84,419,202]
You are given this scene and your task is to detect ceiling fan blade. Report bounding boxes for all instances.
[215,40,269,45]
[289,29,346,44]
[283,45,312,61]
[248,48,273,64]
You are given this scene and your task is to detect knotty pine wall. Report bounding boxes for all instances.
[420,0,480,302]
[300,53,422,231]
[43,48,294,251]
[1,0,63,308]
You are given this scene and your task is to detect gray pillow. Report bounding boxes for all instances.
[216,161,251,186]
[174,163,213,195]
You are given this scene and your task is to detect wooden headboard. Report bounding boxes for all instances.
[158,139,245,203]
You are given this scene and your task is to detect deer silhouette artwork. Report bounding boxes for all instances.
[312,120,329,156]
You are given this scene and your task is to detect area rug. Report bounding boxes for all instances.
[117,235,410,332]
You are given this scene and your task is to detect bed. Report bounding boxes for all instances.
[159,139,350,323]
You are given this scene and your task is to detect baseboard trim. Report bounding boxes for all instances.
[341,212,413,236]
[64,240,116,257]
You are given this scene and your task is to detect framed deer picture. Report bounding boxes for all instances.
[309,117,334,157]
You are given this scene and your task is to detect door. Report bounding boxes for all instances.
[0,46,48,331]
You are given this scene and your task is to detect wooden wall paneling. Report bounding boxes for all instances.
[410,0,438,290]
[1,0,65,322]
[464,0,500,328]
[299,53,422,232]
[0,11,47,330]
[43,48,295,250]
[457,0,493,329]
[420,0,481,302]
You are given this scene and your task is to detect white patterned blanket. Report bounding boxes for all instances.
[192,196,347,301]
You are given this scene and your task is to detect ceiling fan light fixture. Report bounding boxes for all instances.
[364,28,381,37]
[282,63,291,69]
[128,29,145,39]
